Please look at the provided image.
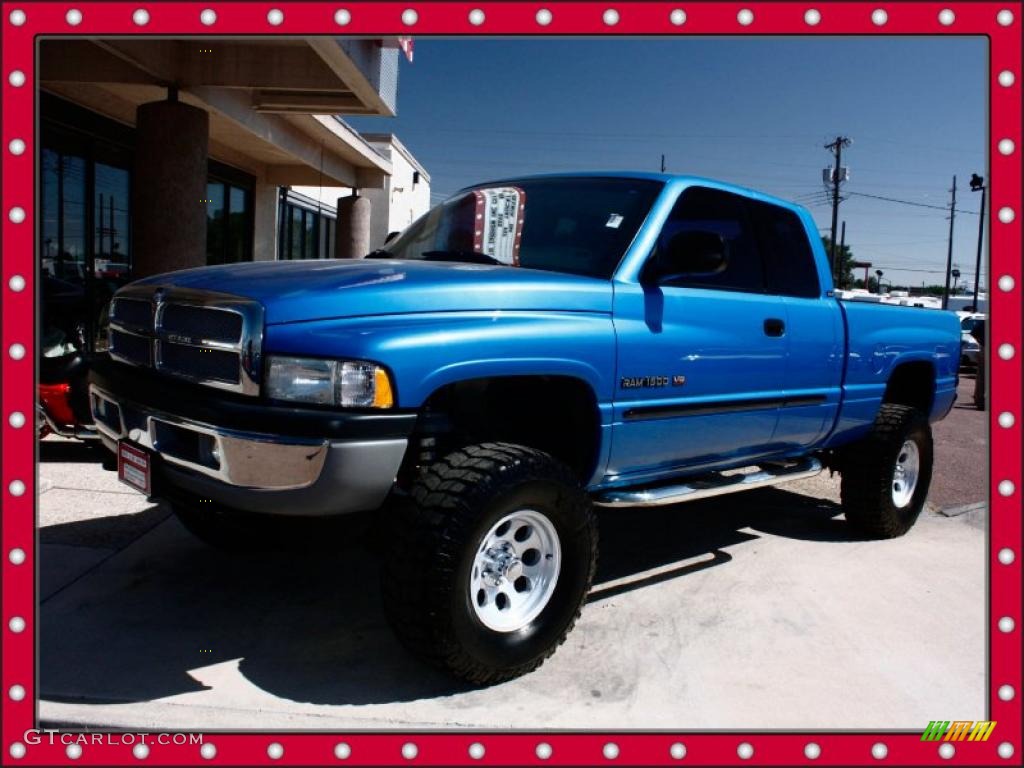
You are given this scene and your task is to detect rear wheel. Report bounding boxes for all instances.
[381,442,597,685]
[840,404,933,538]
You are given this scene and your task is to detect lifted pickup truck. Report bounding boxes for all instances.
[91,173,960,684]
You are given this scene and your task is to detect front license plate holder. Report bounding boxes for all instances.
[117,440,152,495]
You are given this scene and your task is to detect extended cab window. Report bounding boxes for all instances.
[749,199,821,298]
[654,186,765,293]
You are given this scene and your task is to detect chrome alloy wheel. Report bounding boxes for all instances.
[470,509,561,633]
[892,439,920,508]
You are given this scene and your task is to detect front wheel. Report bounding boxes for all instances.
[840,404,934,538]
[381,443,597,685]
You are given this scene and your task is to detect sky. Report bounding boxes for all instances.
[348,36,988,292]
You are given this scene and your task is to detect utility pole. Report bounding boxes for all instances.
[824,136,851,286]
[970,173,986,312]
[838,220,846,289]
[660,154,666,173]
[942,175,957,310]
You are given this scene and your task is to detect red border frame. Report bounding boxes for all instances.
[2,2,1021,765]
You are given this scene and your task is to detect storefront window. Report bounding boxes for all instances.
[206,168,254,266]
[41,149,87,285]
[278,193,336,260]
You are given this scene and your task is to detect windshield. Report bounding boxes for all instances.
[375,177,663,279]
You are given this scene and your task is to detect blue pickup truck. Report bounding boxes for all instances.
[90,173,960,683]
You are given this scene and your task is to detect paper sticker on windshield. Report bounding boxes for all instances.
[472,187,526,266]
[606,213,624,229]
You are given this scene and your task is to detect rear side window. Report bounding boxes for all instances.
[656,186,765,293]
[749,200,821,298]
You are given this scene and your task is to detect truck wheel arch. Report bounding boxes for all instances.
[412,375,604,484]
[882,360,936,415]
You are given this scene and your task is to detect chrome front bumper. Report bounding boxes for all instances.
[88,384,410,516]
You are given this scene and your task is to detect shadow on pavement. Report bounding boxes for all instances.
[39,439,105,464]
[40,487,848,711]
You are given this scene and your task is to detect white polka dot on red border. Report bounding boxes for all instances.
[997,9,1014,25]
[133,8,149,26]
[9,743,26,759]
[9,616,27,632]
[603,742,619,759]
[997,548,1015,564]
[939,742,955,759]
[737,742,754,759]
[8,684,25,701]
[938,9,955,25]
[998,275,1015,291]
[998,616,1015,632]
[133,743,149,759]
[536,743,553,760]
[268,742,284,759]
[737,9,754,25]
[603,9,619,26]
[998,138,1015,155]
[805,742,821,759]
[334,9,351,26]
[401,743,417,760]
[805,9,821,25]
[670,9,686,25]
[9,343,26,360]
[998,206,1015,223]
[200,8,216,25]
[8,206,25,224]
[66,743,82,760]
[872,742,888,759]
[9,480,25,496]
[200,743,216,759]
[999,412,1016,428]
[998,684,1015,700]
[8,8,26,25]
[998,742,1015,759]
[8,138,25,155]
[871,9,888,25]
[998,70,1016,87]
[998,343,1015,360]
[8,70,26,87]
[469,9,485,25]
[998,480,1016,496]
[536,8,552,26]
[468,743,485,759]
[10,411,27,428]
[401,9,417,25]
[65,8,82,25]
[9,275,26,291]
[334,742,351,759]
[9,548,26,565]
[669,742,686,759]
[267,9,284,26]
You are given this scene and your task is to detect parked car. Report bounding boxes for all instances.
[957,311,986,368]
[90,173,960,684]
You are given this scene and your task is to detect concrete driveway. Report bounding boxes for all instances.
[37,379,987,731]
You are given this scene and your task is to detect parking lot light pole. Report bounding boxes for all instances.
[970,173,986,312]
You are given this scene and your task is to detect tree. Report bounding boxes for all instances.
[821,236,855,289]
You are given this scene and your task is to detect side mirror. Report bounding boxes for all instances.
[650,230,728,283]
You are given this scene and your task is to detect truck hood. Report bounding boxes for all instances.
[132,259,613,325]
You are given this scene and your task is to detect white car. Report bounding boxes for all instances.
[957,312,985,367]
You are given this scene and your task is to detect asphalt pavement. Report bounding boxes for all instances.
[36,377,987,730]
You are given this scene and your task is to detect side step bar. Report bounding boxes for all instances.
[593,457,823,508]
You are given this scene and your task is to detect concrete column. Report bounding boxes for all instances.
[252,181,279,261]
[335,194,371,259]
[132,99,209,278]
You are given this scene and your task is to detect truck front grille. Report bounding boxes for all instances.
[108,287,263,395]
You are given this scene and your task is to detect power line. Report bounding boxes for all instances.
[846,190,979,215]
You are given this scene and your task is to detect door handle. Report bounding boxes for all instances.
[763,318,786,337]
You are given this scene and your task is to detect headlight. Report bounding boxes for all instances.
[265,356,394,408]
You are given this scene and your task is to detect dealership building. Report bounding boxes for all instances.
[37,36,429,349]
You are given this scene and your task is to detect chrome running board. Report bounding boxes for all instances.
[593,457,823,508]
